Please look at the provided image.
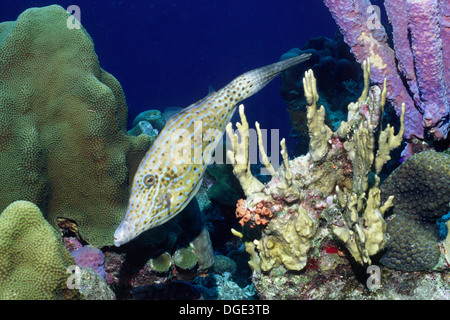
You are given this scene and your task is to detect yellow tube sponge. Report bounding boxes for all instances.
[329,61,403,265]
[226,105,265,197]
[303,70,333,162]
[228,61,404,272]
[375,102,405,174]
[255,205,316,271]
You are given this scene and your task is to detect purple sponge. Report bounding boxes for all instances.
[71,246,106,279]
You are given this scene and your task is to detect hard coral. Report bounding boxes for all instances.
[381,214,441,271]
[235,199,273,228]
[380,151,450,271]
[381,151,450,220]
[0,5,151,247]
[0,201,80,300]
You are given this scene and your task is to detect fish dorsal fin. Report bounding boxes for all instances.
[165,90,218,124]
[208,85,216,95]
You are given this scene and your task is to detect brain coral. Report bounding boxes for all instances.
[380,213,440,271]
[381,151,450,220]
[380,151,450,271]
[0,201,80,299]
[0,5,151,247]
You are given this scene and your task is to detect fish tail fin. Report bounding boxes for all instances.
[230,53,311,101]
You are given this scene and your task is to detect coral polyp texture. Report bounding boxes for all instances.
[380,214,441,271]
[235,199,273,228]
[380,151,450,271]
[0,201,80,300]
[0,5,151,247]
[323,0,449,157]
[381,151,450,220]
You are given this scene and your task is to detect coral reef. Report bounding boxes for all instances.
[127,109,164,145]
[76,267,116,300]
[226,60,450,299]
[381,151,450,219]
[150,252,172,274]
[281,36,362,107]
[379,151,450,271]
[323,0,450,156]
[173,248,199,272]
[131,110,167,133]
[194,272,257,300]
[0,5,151,247]
[0,201,80,299]
[253,262,450,300]
[227,104,319,271]
[380,214,441,271]
[1,4,448,302]
[213,255,238,275]
[228,60,403,272]
[98,199,215,297]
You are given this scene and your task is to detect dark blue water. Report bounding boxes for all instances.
[1,1,338,150]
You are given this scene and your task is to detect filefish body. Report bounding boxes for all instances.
[114,53,311,246]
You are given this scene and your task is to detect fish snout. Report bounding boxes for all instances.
[113,219,131,247]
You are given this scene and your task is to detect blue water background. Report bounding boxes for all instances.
[1,0,340,152]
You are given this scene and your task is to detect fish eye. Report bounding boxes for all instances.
[143,174,156,187]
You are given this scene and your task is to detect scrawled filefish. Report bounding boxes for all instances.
[114,53,311,246]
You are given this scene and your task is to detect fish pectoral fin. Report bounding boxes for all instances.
[160,192,171,211]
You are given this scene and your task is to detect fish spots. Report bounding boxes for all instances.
[114,53,311,246]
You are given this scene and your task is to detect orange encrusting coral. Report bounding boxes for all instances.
[236,199,273,228]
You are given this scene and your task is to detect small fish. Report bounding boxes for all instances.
[114,53,311,246]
